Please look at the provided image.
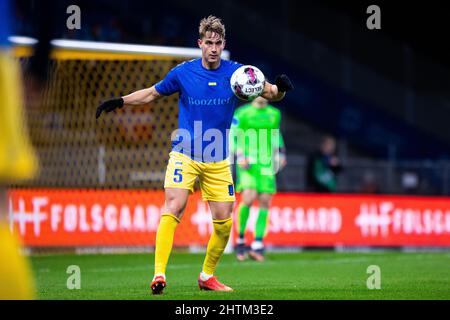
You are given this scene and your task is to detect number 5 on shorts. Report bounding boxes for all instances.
[173,168,183,183]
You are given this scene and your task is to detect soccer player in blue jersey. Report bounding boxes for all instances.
[96,15,293,294]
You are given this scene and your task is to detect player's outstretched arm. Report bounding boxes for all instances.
[122,86,162,106]
[96,85,162,119]
[261,74,294,102]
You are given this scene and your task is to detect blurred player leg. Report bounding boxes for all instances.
[236,189,257,261]
[0,62,37,299]
[0,7,38,296]
[249,171,275,262]
[249,202,270,262]
[0,197,36,299]
[0,55,38,181]
[235,165,257,261]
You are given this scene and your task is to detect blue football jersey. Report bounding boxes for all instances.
[155,58,243,162]
[0,0,11,47]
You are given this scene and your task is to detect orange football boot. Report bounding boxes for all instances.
[248,249,265,262]
[151,275,166,295]
[198,274,233,292]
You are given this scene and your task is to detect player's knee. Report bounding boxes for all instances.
[242,189,257,205]
[244,197,256,206]
[259,194,272,209]
[213,218,232,237]
[210,201,233,220]
[259,202,270,209]
[164,198,186,218]
[164,188,189,217]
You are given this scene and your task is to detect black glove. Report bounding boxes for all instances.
[275,74,294,92]
[95,97,124,119]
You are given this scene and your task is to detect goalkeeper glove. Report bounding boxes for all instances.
[275,74,294,92]
[96,97,124,119]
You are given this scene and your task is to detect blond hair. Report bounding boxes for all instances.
[199,15,225,39]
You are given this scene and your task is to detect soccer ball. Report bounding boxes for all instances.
[230,65,265,101]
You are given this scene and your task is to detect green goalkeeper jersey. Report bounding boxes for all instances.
[230,103,284,165]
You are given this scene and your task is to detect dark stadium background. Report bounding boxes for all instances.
[12,0,450,195]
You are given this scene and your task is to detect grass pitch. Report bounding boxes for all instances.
[30,251,450,300]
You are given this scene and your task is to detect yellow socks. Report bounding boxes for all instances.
[0,223,35,299]
[154,215,232,279]
[202,218,233,275]
[154,213,180,277]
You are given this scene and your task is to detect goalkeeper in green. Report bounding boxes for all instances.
[230,96,286,262]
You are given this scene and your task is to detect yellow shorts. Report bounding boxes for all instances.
[164,151,235,202]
